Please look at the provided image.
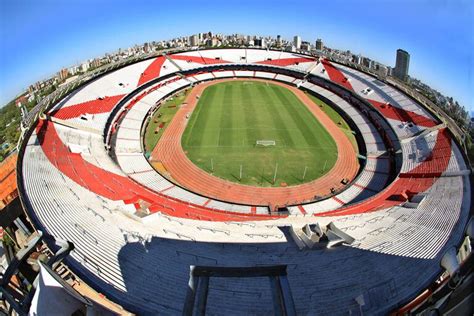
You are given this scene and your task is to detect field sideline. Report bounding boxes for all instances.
[181,80,338,186]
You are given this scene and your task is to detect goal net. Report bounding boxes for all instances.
[256,140,276,147]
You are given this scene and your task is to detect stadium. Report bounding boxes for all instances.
[4,47,473,314]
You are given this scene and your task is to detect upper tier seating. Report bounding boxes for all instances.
[19,48,471,315]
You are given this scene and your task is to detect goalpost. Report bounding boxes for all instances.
[256,140,276,147]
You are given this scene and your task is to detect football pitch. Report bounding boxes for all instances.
[181,80,338,187]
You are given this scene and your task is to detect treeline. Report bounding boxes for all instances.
[435,96,470,130]
[468,124,474,166]
[435,98,473,166]
[417,89,473,164]
[0,98,36,162]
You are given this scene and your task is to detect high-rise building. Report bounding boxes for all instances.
[315,38,323,51]
[68,66,78,76]
[387,66,393,77]
[275,35,281,47]
[375,64,388,78]
[81,61,90,73]
[91,58,101,68]
[301,41,310,51]
[361,57,373,69]
[293,35,301,49]
[352,54,361,64]
[143,42,150,53]
[393,49,410,81]
[58,68,69,81]
[189,34,200,47]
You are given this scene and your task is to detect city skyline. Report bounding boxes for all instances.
[0,0,473,111]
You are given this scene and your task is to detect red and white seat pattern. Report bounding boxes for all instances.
[19,48,471,315]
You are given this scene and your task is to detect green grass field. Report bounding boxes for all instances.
[181,81,339,187]
[306,93,359,152]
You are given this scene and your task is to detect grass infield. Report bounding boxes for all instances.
[181,80,339,187]
[306,93,358,152]
[144,89,189,154]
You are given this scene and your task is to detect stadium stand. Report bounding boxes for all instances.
[15,48,471,315]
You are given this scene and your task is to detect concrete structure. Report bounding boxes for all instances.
[375,63,388,77]
[58,68,69,81]
[293,35,301,49]
[80,61,90,73]
[189,34,200,47]
[315,38,323,50]
[352,54,362,64]
[361,57,373,69]
[301,41,310,51]
[394,48,410,81]
[254,38,266,48]
[16,48,472,315]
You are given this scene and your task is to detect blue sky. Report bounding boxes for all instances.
[1,0,473,112]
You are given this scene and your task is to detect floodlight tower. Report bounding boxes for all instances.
[17,100,29,131]
[16,100,30,151]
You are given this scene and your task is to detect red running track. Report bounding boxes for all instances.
[152,78,360,207]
